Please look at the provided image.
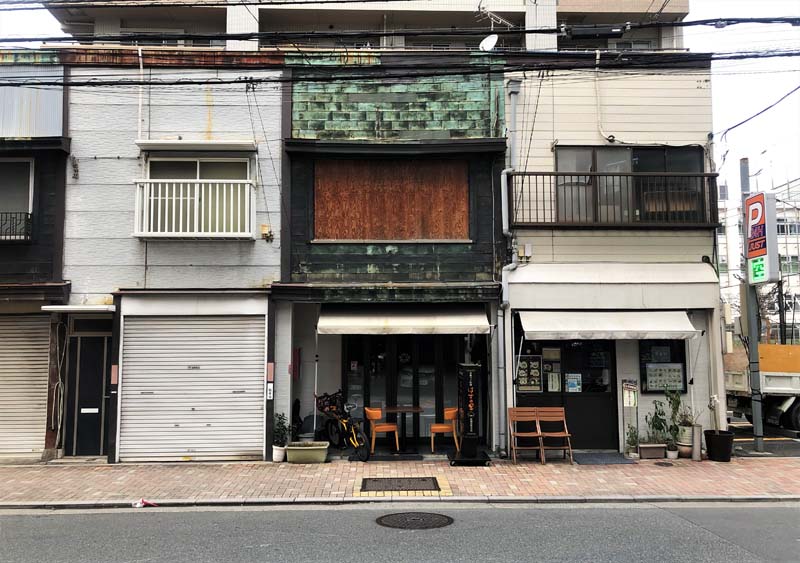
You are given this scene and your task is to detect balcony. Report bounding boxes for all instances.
[0,212,33,241]
[134,180,255,239]
[510,172,719,228]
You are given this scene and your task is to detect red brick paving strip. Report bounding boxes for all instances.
[1,458,800,504]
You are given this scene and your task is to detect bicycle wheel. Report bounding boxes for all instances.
[353,428,370,462]
[326,419,343,448]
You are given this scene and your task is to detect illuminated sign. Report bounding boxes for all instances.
[745,192,779,285]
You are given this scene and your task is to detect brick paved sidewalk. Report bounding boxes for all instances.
[1,457,800,507]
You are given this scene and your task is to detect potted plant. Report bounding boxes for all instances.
[639,400,668,459]
[704,395,734,462]
[666,438,679,460]
[272,413,289,463]
[625,424,640,459]
[286,440,330,464]
[665,391,693,458]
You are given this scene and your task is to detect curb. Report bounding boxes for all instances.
[3,494,799,510]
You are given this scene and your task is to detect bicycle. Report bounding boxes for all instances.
[315,391,370,462]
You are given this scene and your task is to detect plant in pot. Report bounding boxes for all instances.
[272,413,289,463]
[625,424,640,459]
[704,395,735,462]
[665,390,693,458]
[639,400,668,459]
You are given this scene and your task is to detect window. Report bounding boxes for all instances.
[554,146,706,224]
[0,159,34,240]
[777,219,800,236]
[313,159,469,241]
[639,340,687,394]
[612,40,653,50]
[137,158,251,237]
[781,255,800,275]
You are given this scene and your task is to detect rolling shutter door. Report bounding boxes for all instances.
[119,316,265,462]
[0,316,50,457]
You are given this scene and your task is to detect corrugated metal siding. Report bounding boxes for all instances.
[0,316,50,457]
[0,66,63,138]
[119,316,266,462]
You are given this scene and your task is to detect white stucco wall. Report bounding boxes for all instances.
[64,68,283,305]
[615,310,714,452]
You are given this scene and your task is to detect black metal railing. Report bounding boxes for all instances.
[0,212,33,240]
[511,172,719,227]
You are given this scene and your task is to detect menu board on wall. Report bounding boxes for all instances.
[516,355,543,392]
[644,363,684,392]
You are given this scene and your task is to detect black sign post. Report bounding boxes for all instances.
[448,363,491,466]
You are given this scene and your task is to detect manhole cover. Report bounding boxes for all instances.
[655,461,674,467]
[361,477,439,492]
[376,512,454,530]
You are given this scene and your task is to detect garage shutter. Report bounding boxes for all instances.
[0,316,51,457]
[119,316,265,462]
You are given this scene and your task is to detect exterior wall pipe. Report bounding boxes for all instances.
[137,47,143,140]
[501,168,513,238]
[502,78,521,238]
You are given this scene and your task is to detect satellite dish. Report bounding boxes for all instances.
[479,34,498,52]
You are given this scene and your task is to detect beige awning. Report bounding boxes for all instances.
[317,306,491,335]
[519,311,699,340]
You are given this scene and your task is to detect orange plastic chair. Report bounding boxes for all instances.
[430,407,460,454]
[364,407,400,454]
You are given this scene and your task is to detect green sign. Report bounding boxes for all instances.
[749,256,767,284]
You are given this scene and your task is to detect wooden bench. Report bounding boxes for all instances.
[507,406,574,465]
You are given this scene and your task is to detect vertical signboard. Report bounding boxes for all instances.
[745,192,779,285]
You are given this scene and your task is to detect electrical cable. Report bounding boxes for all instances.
[719,82,800,141]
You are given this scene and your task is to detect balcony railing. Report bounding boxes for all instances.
[0,212,33,241]
[134,180,255,239]
[510,172,719,228]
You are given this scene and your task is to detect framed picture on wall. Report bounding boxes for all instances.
[516,355,543,392]
[639,340,687,393]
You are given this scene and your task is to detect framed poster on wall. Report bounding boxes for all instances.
[516,355,543,392]
[639,340,687,393]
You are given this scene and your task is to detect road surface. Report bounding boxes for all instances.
[1,502,798,562]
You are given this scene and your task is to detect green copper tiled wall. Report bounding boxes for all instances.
[291,63,505,140]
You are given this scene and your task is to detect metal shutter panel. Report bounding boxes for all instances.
[119,316,265,462]
[0,316,50,457]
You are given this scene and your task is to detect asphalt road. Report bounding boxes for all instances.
[1,502,798,563]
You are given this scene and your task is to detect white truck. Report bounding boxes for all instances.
[726,344,800,430]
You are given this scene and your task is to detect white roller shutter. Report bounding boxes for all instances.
[0,316,50,458]
[119,316,266,462]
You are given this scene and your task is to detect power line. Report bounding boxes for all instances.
[719,82,800,141]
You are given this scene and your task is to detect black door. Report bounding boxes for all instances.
[65,335,111,456]
[516,340,618,450]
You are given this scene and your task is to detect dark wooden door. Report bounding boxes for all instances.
[65,336,110,456]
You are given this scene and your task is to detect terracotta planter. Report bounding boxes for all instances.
[286,441,329,464]
[677,444,692,458]
[638,444,666,459]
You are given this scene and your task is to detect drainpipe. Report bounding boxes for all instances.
[495,78,522,452]
[137,47,144,140]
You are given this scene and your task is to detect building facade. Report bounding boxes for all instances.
[0,63,70,460]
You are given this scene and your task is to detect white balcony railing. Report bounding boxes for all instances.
[134,179,255,239]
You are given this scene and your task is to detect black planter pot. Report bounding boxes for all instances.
[704,430,734,462]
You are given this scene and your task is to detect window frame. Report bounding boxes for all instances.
[0,157,35,214]
[639,340,688,394]
[146,157,251,181]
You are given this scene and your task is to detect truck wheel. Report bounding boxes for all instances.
[787,402,800,431]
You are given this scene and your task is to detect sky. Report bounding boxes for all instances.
[0,0,799,204]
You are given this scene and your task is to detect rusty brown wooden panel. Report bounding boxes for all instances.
[314,159,468,240]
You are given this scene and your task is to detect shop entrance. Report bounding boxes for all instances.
[342,334,486,448]
[515,340,618,450]
[64,317,113,457]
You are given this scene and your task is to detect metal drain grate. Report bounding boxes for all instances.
[376,512,454,530]
[361,477,440,492]
[655,461,674,467]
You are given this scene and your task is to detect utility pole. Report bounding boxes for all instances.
[741,157,765,452]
